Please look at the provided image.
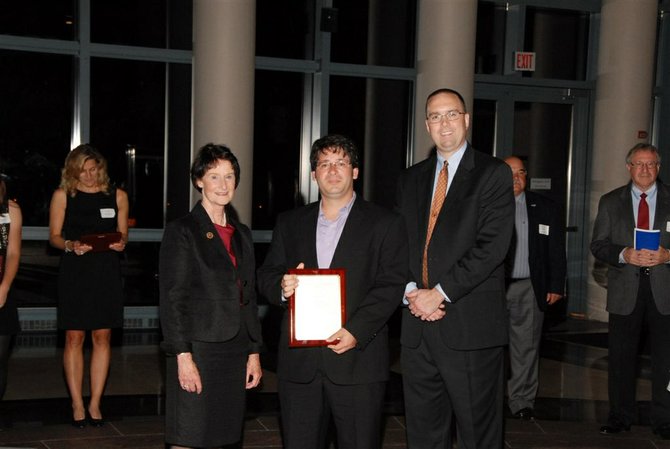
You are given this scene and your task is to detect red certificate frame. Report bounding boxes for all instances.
[79,232,122,252]
[288,268,346,347]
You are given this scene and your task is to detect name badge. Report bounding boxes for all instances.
[100,208,116,219]
[538,224,550,235]
[666,222,670,233]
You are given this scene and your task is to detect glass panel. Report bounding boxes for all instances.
[329,76,412,209]
[0,50,73,226]
[330,0,416,67]
[256,0,314,59]
[523,7,589,80]
[0,0,75,40]
[513,101,572,212]
[165,63,193,224]
[90,58,166,229]
[475,3,507,75]
[91,0,193,50]
[252,70,305,230]
[472,99,497,155]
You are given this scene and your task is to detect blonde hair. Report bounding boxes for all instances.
[60,144,111,196]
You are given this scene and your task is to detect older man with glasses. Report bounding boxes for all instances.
[591,143,670,439]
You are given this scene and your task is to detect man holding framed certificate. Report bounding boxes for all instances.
[258,134,408,449]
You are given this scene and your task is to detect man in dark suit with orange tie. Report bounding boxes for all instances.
[591,143,670,438]
[395,88,515,448]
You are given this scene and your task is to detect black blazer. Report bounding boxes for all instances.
[526,191,566,309]
[395,145,515,350]
[257,197,408,385]
[507,191,567,311]
[159,202,262,355]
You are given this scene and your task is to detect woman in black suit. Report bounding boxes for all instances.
[159,144,262,448]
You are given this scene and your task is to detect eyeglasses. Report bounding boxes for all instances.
[316,160,352,171]
[426,110,466,123]
[628,161,659,170]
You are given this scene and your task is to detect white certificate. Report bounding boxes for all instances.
[288,269,346,347]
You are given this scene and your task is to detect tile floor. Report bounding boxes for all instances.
[0,317,667,448]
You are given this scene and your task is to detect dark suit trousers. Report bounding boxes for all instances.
[401,324,504,449]
[278,372,386,449]
[608,272,670,429]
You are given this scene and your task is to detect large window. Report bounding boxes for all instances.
[0,50,73,225]
[1,1,192,312]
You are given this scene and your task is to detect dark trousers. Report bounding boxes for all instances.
[608,273,670,429]
[402,324,504,449]
[279,372,386,449]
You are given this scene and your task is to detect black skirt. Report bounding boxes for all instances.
[165,323,250,447]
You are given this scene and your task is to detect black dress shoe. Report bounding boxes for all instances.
[654,423,670,439]
[599,421,630,434]
[512,407,535,421]
[71,418,87,429]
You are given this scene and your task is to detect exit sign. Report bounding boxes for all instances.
[514,51,536,71]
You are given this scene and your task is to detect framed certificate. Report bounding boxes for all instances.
[288,268,346,347]
[79,232,122,252]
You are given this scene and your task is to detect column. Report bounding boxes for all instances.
[192,0,256,223]
[414,0,478,160]
[587,0,657,321]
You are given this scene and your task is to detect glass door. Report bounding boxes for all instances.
[473,84,592,320]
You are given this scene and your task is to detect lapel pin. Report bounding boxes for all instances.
[206,232,214,239]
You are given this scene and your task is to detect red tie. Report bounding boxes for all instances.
[638,192,649,229]
[422,161,448,288]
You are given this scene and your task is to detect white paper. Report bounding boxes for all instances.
[294,274,343,341]
[539,224,549,235]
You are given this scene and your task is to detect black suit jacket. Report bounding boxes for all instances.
[257,197,408,385]
[508,191,567,311]
[159,202,262,355]
[591,182,670,315]
[395,145,515,350]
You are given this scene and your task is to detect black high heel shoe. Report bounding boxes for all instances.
[71,418,87,428]
[87,412,105,427]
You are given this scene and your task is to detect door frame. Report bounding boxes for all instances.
[474,83,594,317]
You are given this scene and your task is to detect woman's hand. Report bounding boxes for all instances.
[245,353,262,389]
[72,240,93,256]
[109,239,126,252]
[177,353,202,394]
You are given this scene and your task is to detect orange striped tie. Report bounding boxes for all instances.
[422,161,448,288]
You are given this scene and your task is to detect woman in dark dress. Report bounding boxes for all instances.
[159,144,262,448]
[0,174,21,404]
[48,144,129,427]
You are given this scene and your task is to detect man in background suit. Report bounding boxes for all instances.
[503,156,566,421]
[591,143,670,439]
[257,134,408,449]
[395,88,515,448]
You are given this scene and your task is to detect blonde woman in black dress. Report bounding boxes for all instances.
[49,145,128,428]
[159,144,262,448]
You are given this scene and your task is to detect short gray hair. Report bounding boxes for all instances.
[625,143,660,164]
